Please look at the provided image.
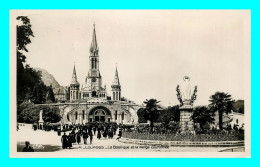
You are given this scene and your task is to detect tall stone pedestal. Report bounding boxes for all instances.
[179,104,194,132]
[38,110,44,129]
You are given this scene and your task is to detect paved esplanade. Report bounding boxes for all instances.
[17,124,228,152]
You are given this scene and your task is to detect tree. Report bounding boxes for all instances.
[16,16,49,105]
[137,108,147,123]
[19,105,61,123]
[142,99,161,128]
[17,16,34,104]
[17,16,34,53]
[31,82,47,104]
[46,85,56,103]
[209,92,234,130]
[158,105,180,126]
[191,106,215,131]
[43,106,61,123]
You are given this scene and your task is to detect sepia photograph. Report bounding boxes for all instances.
[9,10,251,158]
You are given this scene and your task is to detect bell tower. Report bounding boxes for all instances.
[111,66,121,101]
[82,24,106,99]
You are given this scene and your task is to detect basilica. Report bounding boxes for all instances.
[61,25,140,125]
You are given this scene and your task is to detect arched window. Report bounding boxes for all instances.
[113,92,115,100]
[91,58,94,69]
[116,92,118,101]
[75,112,78,120]
[82,110,85,120]
[119,92,121,100]
[73,91,75,100]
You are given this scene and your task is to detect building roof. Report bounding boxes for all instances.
[53,86,66,95]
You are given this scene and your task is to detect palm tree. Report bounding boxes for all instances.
[191,106,215,131]
[143,99,161,129]
[209,92,234,130]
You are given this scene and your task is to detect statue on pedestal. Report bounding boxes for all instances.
[176,76,198,133]
[176,76,198,107]
[182,76,191,102]
[38,110,44,130]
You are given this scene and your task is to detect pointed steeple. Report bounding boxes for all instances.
[90,23,98,54]
[112,66,120,86]
[71,64,79,85]
[111,65,121,101]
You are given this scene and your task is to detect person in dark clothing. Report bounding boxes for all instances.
[71,129,76,144]
[113,126,117,135]
[108,127,114,139]
[117,128,123,140]
[33,124,37,131]
[93,126,96,135]
[103,128,108,139]
[22,141,34,152]
[97,128,101,139]
[89,130,93,144]
[67,133,73,149]
[76,132,81,145]
[61,133,68,149]
[82,130,88,146]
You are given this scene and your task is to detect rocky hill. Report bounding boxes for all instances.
[36,68,67,96]
[35,68,60,88]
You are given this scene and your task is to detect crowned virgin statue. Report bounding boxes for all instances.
[182,76,191,103]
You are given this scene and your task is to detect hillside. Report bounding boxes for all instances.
[35,68,60,88]
[233,100,244,114]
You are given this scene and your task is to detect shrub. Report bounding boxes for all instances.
[18,105,61,123]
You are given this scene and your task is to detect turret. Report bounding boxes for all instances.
[70,64,80,101]
[111,66,121,101]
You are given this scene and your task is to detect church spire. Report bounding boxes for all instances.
[90,23,98,55]
[112,66,120,86]
[111,65,121,101]
[71,64,79,85]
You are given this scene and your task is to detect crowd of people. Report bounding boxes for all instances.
[18,122,124,150]
[60,123,123,149]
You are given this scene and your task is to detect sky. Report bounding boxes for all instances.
[12,10,251,107]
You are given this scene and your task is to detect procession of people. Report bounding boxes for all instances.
[60,123,121,149]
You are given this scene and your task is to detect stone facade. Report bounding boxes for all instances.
[61,25,139,124]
